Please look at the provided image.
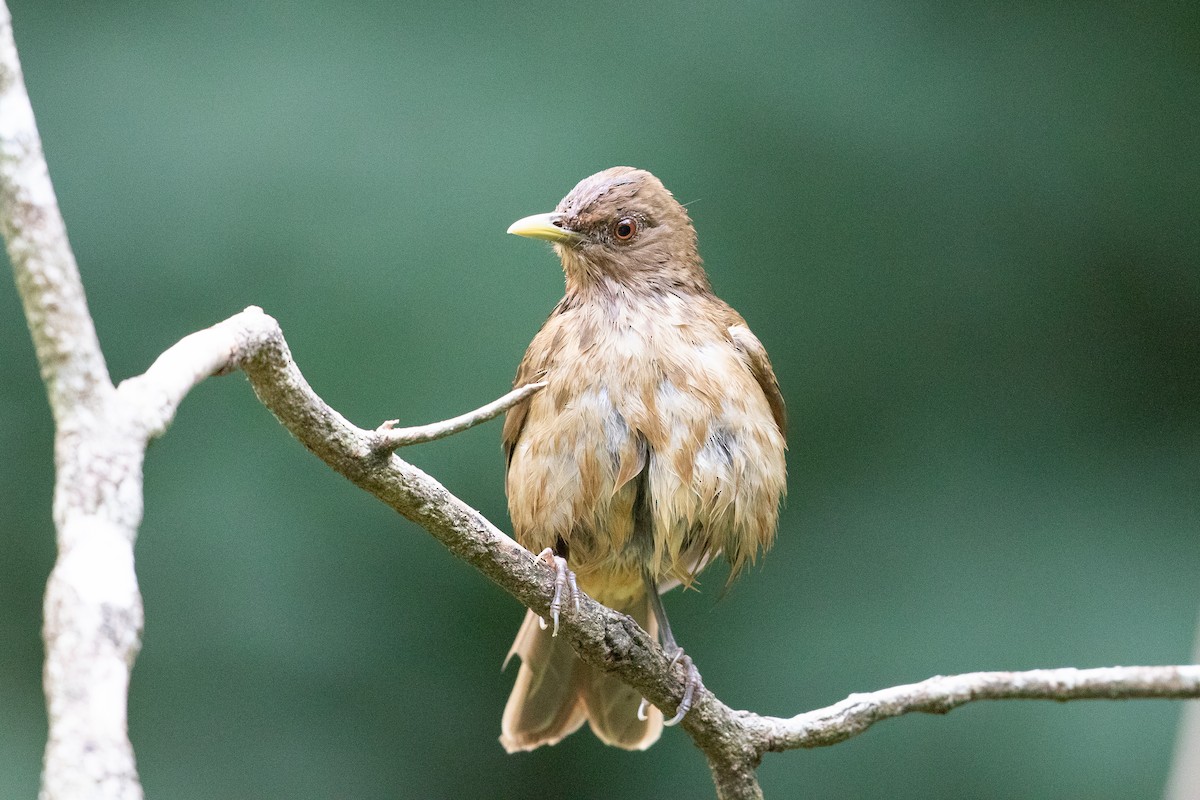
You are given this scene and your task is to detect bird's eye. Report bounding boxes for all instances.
[613,217,638,242]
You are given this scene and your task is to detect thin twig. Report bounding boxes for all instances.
[370,381,546,452]
[763,665,1200,751]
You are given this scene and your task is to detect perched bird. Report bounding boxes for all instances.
[500,167,787,752]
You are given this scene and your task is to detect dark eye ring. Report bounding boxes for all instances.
[613,217,638,241]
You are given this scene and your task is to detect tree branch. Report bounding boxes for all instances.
[111,306,1200,799]
[369,380,546,452]
[761,665,1200,752]
[0,2,109,419]
[2,6,139,799]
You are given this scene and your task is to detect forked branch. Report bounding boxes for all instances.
[117,307,1200,798]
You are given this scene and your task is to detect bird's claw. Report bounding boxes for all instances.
[637,649,701,725]
[536,548,579,636]
[664,651,699,725]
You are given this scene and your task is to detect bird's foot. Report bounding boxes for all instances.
[536,548,579,637]
[637,649,701,726]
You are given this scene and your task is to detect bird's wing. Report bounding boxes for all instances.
[503,304,565,470]
[502,354,540,470]
[727,322,787,438]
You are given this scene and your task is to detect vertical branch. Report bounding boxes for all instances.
[0,4,143,799]
[707,756,763,800]
[0,1,109,418]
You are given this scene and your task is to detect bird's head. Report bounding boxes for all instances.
[508,167,710,295]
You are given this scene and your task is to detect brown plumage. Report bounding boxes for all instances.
[499,167,787,752]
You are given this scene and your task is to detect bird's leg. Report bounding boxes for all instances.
[636,572,702,726]
[536,548,579,636]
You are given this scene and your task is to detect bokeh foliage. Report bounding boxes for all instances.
[1,1,1197,797]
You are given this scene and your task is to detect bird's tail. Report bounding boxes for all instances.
[499,595,663,752]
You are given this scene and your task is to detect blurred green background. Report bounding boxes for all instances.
[2,1,1198,797]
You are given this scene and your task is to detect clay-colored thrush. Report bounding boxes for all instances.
[500,167,787,752]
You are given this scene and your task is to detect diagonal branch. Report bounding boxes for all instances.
[197,307,707,727]
[133,307,1200,799]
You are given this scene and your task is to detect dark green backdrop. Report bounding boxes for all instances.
[2,2,1198,797]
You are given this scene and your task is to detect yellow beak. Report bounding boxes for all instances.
[506,213,582,244]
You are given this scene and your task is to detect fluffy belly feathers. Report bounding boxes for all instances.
[505,303,786,603]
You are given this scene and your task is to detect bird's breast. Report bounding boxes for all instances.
[506,294,786,594]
